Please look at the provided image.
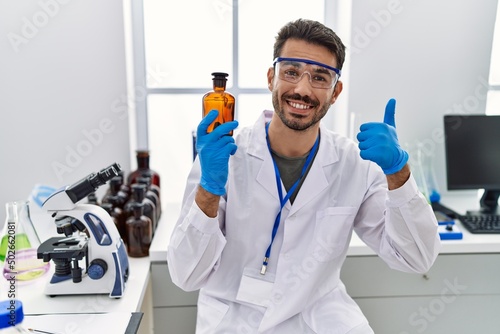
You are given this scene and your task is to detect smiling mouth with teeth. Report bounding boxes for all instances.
[288,101,312,110]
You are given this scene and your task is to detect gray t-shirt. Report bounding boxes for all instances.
[271,145,318,204]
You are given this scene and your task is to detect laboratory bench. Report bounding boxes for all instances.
[149,194,500,334]
[1,210,154,334]
[16,194,498,333]
[341,192,500,333]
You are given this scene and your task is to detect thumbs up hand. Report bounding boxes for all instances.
[356,99,409,175]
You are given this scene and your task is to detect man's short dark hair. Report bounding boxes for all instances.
[273,18,346,70]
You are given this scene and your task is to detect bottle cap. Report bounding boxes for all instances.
[211,72,228,79]
[136,150,150,157]
[131,183,147,193]
[0,300,24,329]
[212,72,228,88]
[137,176,151,186]
[131,184,146,201]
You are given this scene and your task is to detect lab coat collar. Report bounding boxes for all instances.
[245,110,340,214]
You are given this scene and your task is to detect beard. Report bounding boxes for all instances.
[272,91,330,131]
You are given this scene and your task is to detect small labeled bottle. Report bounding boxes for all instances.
[202,72,235,135]
[126,203,152,258]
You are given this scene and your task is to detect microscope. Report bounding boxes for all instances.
[37,163,129,298]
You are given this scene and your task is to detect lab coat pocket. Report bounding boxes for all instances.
[196,294,229,333]
[312,207,357,262]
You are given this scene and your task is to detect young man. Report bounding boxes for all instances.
[168,19,440,333]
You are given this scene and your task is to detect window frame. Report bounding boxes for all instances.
[129,0,343,151]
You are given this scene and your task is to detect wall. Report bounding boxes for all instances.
[346,0,498,196]
[0,0,498,221]
[0,0,132,223]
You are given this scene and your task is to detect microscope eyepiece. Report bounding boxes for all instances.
[90,163,122,188]
[66,163,122,203]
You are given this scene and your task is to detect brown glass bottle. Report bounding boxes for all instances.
[202,72,235,135]
[127,150,161,187]
[124,184,157,235]
[140,171,161,200]
[137,176,161,224]
[101,202,127,245]
[117,171,131,196]
[102,176,128,208]
[126,202,152,258]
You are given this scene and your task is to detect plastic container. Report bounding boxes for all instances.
[3,248,49,282]
[0,300,30,333]
[407,142,441,204]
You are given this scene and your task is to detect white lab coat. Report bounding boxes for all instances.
[168,111,441,333]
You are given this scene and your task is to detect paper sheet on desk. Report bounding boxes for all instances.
[24,312,131,334]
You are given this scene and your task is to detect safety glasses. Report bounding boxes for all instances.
[273,57,341,89]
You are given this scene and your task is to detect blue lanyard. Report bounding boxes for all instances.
[261,122,320,275]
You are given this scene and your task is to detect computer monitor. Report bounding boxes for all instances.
[444,114,500,214]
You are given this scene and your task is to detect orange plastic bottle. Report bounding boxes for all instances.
[202,72,235,135]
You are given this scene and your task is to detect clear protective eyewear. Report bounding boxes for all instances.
[273,57,341,89]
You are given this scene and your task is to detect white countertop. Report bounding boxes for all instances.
[11,210,152,315]
[1,256,151,315]
[150,193,500,261]
[23,312,134,334]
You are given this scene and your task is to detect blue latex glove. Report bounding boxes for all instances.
[356,99,409,174]
[196,110,239,195]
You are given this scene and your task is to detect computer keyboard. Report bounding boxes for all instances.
[458,214,500,234]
